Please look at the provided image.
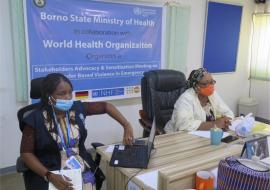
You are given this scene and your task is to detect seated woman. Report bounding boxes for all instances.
[20,73,134,190]
[164,68,233,133]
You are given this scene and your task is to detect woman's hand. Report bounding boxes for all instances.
[49,173,74,190]
[123,123,134,145]
[215,116,231,130]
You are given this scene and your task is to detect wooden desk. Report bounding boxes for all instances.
[97,132,242,190]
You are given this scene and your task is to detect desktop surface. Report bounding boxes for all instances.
[97,131,243,190]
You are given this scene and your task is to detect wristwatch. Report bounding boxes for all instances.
[44,171,52,182]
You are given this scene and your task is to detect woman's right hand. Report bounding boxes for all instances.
[49,173,74,190]
[214,116,231,130]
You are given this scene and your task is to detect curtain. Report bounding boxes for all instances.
[165,3,190,73]
[250,14,270,81]
[9,0,28,102]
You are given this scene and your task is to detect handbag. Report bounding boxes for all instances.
[217,156,270,190]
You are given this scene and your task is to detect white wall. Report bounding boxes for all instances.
[0,0,25,169]
[250,80,270,119]
[1,0,268,169]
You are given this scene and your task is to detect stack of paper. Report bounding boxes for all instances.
[49,169,82,190]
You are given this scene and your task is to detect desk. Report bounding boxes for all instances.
[97,132,242,190]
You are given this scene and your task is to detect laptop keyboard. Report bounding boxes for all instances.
[120,146,146,163]
[110,145,148,168]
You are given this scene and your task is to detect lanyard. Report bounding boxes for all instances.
[53,112,72,151]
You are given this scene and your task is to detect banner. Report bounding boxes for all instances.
[25,0,162,100]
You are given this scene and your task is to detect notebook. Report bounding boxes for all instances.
[109,118,156,168]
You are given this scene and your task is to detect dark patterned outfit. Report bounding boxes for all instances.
[20,101,106,190]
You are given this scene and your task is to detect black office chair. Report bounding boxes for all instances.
[17,77,105,190]
[16,78,43,173]
[139,70,186,137]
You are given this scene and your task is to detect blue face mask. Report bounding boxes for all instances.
[54,99,74,111]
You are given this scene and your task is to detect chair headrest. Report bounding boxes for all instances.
[30,77,44,99]
[143,70,186,91]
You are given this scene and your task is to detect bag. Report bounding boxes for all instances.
[217,156,270,190]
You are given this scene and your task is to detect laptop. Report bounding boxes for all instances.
[109,118,156,169]
[241,135,270,167]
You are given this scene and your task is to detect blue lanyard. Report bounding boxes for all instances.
[53,112,72,151]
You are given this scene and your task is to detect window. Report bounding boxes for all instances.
[250,14,270,81]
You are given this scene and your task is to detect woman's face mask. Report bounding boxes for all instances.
[196,73,215,96]
[49,80,73,111]
[54,98,74,111]
[49,96,73,111]
[198,84,214,96]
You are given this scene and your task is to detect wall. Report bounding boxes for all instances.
[251,80,270,120]
[0,0,24,169]
[0,0,265,169]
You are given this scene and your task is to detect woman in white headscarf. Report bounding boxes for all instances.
[164,68,234,133]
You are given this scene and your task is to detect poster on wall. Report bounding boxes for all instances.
[24,0,162,100]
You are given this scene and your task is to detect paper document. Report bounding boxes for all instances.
[135,170,158,190]
[188,130,230,139]
[49,169,82,190]
[128,181,142,190]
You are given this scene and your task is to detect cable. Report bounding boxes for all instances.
[124,169,143,190]
[123,148,157,189]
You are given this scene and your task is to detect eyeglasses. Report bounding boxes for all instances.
[198,80,216,87]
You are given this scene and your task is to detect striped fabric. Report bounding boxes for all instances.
[217,157,270,190]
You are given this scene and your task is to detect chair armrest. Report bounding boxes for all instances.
[139,110,152,127]
[139,119,165,136]
[91,142,105,150]
[139,119,151,131]
[156,128,165,135]
[139,110,166,136]
[16,157,28,173]
[91,142,104,169]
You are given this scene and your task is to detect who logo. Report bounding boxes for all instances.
[33,0,46,8]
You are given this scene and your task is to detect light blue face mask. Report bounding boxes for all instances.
[54,98,74,111]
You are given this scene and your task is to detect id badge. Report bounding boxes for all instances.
[65,156,82,169]
[82,171,96,184]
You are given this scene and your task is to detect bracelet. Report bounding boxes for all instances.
[44,171,52,182]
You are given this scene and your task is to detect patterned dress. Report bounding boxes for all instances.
[20,101,107,190]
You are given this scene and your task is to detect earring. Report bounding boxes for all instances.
[48,96,53,105]
[194,85,200,93]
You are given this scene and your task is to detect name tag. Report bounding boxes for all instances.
[66,156,82,169]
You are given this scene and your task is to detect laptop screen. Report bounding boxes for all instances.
[147,117,156,156]
[241,135,270,160]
